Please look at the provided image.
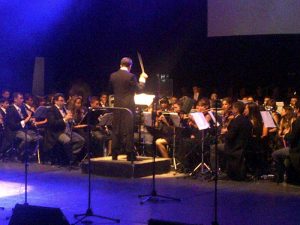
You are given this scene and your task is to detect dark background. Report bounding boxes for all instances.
[0,1,300,98]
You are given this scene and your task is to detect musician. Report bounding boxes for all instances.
[3,92,42,158]
[44,93,85,165]
[0,98,9,150]
[109,57,148,161]
[272,101,300,183]
[0,98,9,120]
[192,86,202,102]
[221,97,234,130]
[24,93,36,114]
[210,101,253,179]
[278,105,295,147]
[68,96,87,125]
[265,99,281,149]
[189,98,212,130]
[244,102,268,176]
[159,98,170,112]
[1,89,10,101]
[209,92,218,108]
[88,96,107,157]
[289,95,298,110]
[99,93,109,107]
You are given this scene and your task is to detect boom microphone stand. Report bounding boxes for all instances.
[73,107,120,225]
[212,103,220,225]
[138,74,180,204]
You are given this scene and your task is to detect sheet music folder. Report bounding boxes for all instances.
[79,109,109,125]
[142,112,181,127]
[32,106,51,120]
[260,111,276,128]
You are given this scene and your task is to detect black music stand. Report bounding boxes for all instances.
[189,112,211,177]
[72,108,120,225]
[138,128,181,204]
[138,96,181,204]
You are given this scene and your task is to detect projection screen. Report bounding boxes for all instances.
[208,0,300,37]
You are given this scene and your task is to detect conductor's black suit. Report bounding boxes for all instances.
[109,69,145,159]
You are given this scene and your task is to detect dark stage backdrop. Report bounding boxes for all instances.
[0,1,300,98]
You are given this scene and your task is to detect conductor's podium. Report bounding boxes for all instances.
[80,155,171,178]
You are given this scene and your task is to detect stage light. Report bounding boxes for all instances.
[0,181,33,198]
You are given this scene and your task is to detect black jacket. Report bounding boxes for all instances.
[5,105,29,142]
[44,106,66,150]
[225,114,253,153]
[109,69,144,113]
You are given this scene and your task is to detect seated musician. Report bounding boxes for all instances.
[68,95,88,140]
[189,98,212,132]
[244,102,268,176]
[0,98,9,154]
[1,89,11,101]
[278,105,296,148]
[289,95,298,110]
[89,96,108,157]
[99,92,109,107]
[24,93,36,114]
[272,101,300,183]
[265,99,281,149]
[155,98,173,158]
[44,93,85,165]
[209,92,218,108]
[176,98,213,172]
[210,101,253,180]
[221,97,234,128]
[3,92,42,160]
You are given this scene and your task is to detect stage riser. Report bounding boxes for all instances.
[81,156,170,178]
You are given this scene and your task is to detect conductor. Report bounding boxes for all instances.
[109,57,148,161]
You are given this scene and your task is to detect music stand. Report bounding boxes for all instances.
[189,112,211,177]
[163,112,182,171]
[98,112,113,156]
[135,94,155,155]
[73,108,120,225]
[138,93,180,204]
[138,125,181,204]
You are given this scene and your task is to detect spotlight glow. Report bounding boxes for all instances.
[0,181,33,198]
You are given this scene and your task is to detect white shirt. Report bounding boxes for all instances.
[120,66,146,83]
[0,107,6,114]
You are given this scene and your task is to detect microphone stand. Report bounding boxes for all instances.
[24,119,29,205]
[212,103,220,225]
[73,107,120,225]
[138,74,181,204]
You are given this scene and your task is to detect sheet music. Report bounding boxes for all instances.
[260,111,276,128]
[169,113,181,127]
[134,93,155,106]
[33,106,51,119]
[276,102,284,114]
[190,112,210,130]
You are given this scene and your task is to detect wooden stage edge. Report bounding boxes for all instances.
[80,155,171,178]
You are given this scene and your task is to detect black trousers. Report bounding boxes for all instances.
[111,109,134,156]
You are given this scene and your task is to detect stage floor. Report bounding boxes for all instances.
[0,162,300,225]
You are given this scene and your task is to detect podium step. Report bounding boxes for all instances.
[81,155,171,178]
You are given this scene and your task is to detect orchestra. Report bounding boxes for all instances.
[1,61,300,184]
